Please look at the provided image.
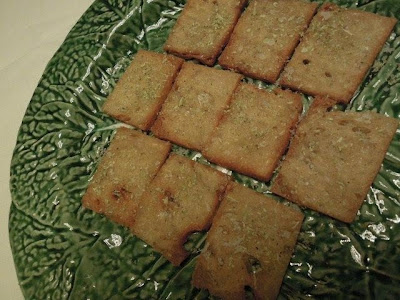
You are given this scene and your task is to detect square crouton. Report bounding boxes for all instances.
[203,83,302,181]
[102,50,183,130]
[280,3,397,103]
[219,0,318,83]
[131,154,230,266]
[164,0,247,66]
[151,62,243,151]
[82,128,171,227]
[192,182,304,300]
[271,109,398,223]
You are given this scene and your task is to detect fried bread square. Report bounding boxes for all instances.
[192,182,304,300]
[131,154,230,266]
[164,0,247,66]
[203,83,302,181]
[103,50,183,130]
[271,109,398,223]
[280,3,397,103]
[151,62,243,151]
[82,128,171,227]
[219,0,318,83]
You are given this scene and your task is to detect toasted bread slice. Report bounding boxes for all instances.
[151,62,242,151]
[280,3,397,103]
[192,182,304,300]
[219,0,317,83]
[131,154,230,266]
[271,109,398,223]
[203,83,302,181]
[82,128,171,227]
[103,50,183,130]
[164,0,247,66]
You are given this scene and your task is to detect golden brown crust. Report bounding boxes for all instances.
[192,182,304,299]
[271,111,398,223]
[203,83,302,181]
[151,62,243,151]
[219,0,318,83]
[82,128,171,227]
[280,3,397,103]
[103,50,183,130]
[164,0,247,66]
[307,95,341,116]
[131,154,230,266]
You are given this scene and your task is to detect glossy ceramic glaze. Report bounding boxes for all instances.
[9,0,400,299]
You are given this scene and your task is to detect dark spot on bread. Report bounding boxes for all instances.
[245,256,263,274]
[352,126,371,134]
[338,119,350,126]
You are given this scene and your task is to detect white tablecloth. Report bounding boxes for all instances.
[0,1,94,298]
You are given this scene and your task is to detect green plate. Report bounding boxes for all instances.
[9,0,400,299]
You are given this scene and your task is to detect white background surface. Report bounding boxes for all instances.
[0,1,94,298]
